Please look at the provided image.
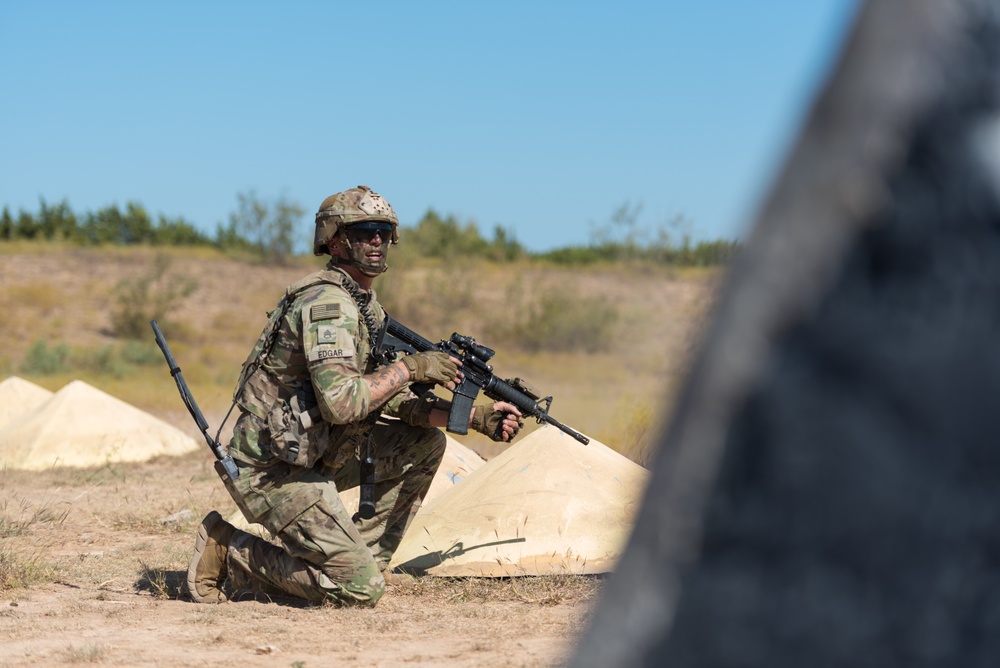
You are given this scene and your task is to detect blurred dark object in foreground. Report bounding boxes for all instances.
[571,0,1000,666]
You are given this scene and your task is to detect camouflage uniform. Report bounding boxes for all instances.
[222,261,445,606]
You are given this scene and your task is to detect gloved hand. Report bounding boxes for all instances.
[471,402,524,442]
[401,351,460,386]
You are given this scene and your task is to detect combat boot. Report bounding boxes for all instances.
[187,510,236,603]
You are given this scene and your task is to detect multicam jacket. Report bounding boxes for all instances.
[229,263,420,470]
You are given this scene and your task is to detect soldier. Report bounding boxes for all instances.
[187,185,523,606]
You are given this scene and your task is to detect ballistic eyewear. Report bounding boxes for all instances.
[345,222,394,243]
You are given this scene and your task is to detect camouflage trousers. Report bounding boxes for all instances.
[225,415,445,606]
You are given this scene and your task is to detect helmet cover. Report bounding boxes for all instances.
[313,185,399,255]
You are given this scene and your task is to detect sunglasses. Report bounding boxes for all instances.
[344,222,394,243]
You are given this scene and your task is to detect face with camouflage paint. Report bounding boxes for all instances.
[330,223,392,279]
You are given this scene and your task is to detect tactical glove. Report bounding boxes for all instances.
[402,351,459,386]
[471,403,523,442]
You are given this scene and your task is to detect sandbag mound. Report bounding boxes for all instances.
[227,434,486,539]
[0,376,53,429]
[388,426,648,576]
[0,380,199,470]
[338,434,486,512]
[426,435,485,500]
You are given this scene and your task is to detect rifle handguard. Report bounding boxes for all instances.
[471,404,516,442]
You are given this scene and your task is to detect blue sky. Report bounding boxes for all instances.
[1,1,862,252]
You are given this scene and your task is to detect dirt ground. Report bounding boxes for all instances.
[0,449,602,667]
[0,246,722,666]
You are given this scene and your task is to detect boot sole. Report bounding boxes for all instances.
[187,510,226,603]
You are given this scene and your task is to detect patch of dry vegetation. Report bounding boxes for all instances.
[0,244,723,463]
[0,491,67,591]
[392,573,605,606]
[0,245,721,662]
[0,452,605,666]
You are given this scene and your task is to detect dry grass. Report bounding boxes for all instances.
[0,546,60,591]
[0,447,605,666]
[0,490,68,591]
[5,246,708,661]
[0,244,723,463]
[62,643,109,664]
[0,398,645,666]
[392,573,605,606]
[0,492,70,538]
[0,282,67,311]
[137,559,186,600]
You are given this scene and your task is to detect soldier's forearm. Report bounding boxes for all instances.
[363,360,411,408]
[427,403,457,429]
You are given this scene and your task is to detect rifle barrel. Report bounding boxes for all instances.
[483,375,590,445]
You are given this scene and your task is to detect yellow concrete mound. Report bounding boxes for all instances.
[227,434,486,540]
[0,376,53,429]
[337,433,486,513]
[388,426,648,576]
[0,380,199,470]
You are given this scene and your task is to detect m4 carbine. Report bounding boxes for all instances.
[374,315,589,445]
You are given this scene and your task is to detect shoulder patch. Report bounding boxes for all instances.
[311,303,341,321]
[317,325,338,345]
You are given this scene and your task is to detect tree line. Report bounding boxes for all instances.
[1,195,739,267]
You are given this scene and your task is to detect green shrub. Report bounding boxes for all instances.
[88,345,130,378]
[397,210,527,262]
[537,239,741,267]
[20,339,69,375]
[378,263,475,336]
[15,339,172,380]
[69,341,168,379]
[120,340,163,366]
[110,254,197,339]
[503,289,619,354]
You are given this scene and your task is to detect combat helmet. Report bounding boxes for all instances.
[313,185,399,255]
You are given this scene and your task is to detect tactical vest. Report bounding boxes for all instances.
[234,268,379,469]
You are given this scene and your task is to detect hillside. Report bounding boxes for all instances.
[0,243,723,462]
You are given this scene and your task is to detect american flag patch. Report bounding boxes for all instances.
[311,303,341,321]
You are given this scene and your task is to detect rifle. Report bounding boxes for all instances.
[374,315,590,445]
[151,320,241,483]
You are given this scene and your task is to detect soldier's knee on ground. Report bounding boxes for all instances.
[320,560,385,607]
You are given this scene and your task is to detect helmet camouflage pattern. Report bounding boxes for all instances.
[313,185,399,255]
